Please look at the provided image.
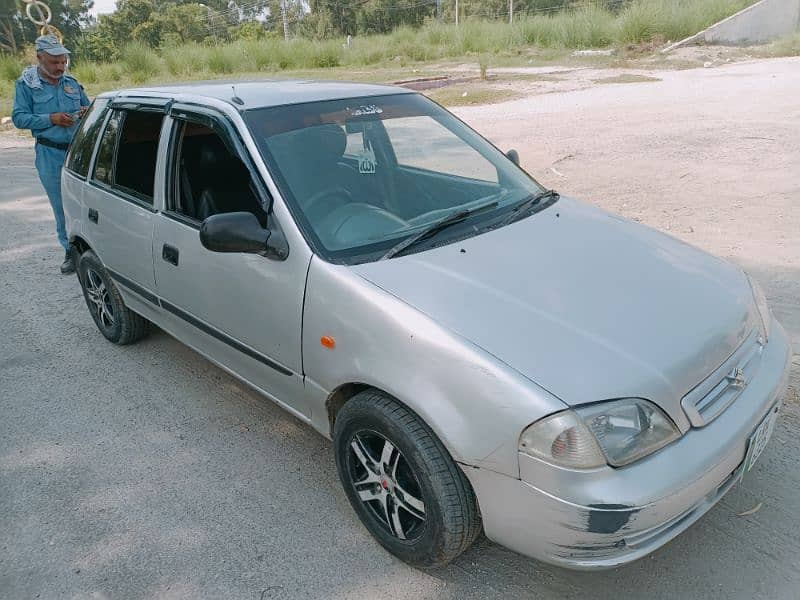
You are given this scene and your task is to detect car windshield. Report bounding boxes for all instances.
[244,93,547,264]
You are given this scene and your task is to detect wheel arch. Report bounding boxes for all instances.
[70,234,93,256]
[325,382,378,438]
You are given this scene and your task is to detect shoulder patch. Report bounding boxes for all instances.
[20,65,42,90]
[64,74,85,91]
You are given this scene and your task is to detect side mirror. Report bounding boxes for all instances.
[506,149,520,166]
[200,212,270,254]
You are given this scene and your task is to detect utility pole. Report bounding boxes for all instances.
[455,0,458,26]
[198,3,217,43]
[436,0,442,22]
[509,0,513,24]
[281,0,289,41]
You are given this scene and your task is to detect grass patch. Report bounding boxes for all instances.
[758,32,800,58]
[1,54,23,82]
[618,0,754,45]
[0,0,760,115]
[122,42,162,83]
[164,42,208,76]
[207,45,242,74]
[71,62,99,84]
[426,85,522,107]
[593,73,661,84]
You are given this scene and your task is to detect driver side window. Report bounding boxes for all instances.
[170,120,266,226]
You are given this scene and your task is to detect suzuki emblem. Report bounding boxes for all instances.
[726,367,746,389]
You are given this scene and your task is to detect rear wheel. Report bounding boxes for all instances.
[333,390,482,568]
[78,251,150,345]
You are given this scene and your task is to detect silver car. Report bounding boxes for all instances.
[62,81,792,570]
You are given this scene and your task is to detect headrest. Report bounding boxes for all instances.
[196,135,230,169]
[293,124,347,165]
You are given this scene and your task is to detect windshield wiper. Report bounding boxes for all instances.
[499,189,559,227]
[381,201,499,260]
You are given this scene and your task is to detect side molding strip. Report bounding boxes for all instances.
[106,269,293,376]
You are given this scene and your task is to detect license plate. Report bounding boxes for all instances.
[743,404,780,473]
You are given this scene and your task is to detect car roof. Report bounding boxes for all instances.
[100,79,415,110]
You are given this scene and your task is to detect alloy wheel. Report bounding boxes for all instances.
[84,268,115,328]
[347,431,427,541]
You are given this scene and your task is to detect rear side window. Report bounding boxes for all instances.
[92,109,165,204]
[93,110,121,185]
[66,99,109,178]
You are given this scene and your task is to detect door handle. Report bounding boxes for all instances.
[162,244,179,266]
[88,208,98,223]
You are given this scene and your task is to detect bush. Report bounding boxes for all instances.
[165,42,208,76]
[207,46,240,74]
[241,39,277,71]
[766,32,800,57]
[71,62,99,84]
[0,54,23,82]
[97,63,123,82]
[310,41,342,68]
[122,42,161,82]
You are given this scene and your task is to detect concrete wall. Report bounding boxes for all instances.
[701,0,800,45]
[663,0,800,51]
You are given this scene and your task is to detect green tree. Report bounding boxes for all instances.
[79,0,230,59]
[1,0,93,54]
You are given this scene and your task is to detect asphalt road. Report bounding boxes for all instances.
[2,58,799,599]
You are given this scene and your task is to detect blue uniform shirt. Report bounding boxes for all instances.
[11,66,91,144]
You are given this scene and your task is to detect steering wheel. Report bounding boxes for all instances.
[303,186,355,223]
[318,203,408,248]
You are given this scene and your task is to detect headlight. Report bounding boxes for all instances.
[747,274,771,342]
[519,410,605,469]
[519,399,680,469]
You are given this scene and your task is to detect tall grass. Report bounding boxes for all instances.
[0,54,23,82]
[763,32,800,57]
[1,0,765,97]
[122,42,161,83]
[71,62,99,84]
[164,42,208,76]
[618,0,754,44]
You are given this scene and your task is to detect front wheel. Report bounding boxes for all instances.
[333,390,482,569]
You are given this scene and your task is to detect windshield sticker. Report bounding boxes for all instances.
[349,104,383,117]
[358,143,377,175]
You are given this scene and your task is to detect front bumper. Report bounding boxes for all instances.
[462,319,792,570]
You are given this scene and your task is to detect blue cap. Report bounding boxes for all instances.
[35,34,70,56]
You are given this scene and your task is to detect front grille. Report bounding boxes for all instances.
[681,330,764,427]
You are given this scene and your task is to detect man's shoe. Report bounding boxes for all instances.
[60,249,76,275]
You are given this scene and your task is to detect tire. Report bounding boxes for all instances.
[77,250,150,345]
[334,390,482,569]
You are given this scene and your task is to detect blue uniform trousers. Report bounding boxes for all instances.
[34,144,69,252]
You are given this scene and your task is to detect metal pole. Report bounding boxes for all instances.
[509,0,513,24]
[281,0,289,40]
[198,3,217,43]
[455,0,458,26]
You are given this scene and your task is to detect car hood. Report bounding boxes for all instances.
[352,197,758,430]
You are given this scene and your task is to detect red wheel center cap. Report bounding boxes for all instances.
[381,479,390,490]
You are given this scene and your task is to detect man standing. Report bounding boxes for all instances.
[12,34,90,274]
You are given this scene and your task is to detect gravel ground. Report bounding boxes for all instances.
[1,56,798,599]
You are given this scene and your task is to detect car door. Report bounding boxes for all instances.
[84,99,171,295]
[152,106,311,418]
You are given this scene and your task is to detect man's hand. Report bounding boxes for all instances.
[50,112,74,127]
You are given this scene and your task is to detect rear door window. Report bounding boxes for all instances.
[65,99,109,178]
[92,110,121,186]
[92,108,165,205]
